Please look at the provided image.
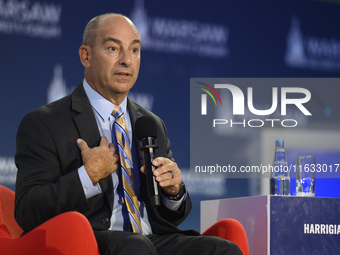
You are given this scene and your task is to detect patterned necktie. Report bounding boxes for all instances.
[112,106,143,234]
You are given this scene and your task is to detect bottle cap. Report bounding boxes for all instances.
[275,140,284,146]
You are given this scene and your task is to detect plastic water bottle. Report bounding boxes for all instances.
[270,140,290,195]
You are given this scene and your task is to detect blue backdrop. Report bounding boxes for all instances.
[1,0,340,231]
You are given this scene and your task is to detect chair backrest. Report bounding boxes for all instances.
[0,185,23,239]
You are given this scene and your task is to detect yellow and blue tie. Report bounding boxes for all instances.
[112,106,142,233]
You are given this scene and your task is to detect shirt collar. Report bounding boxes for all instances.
[83,79,128,121]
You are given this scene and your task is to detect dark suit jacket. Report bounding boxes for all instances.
[15,82,197,236]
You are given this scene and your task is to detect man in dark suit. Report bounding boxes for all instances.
[15,13,242,255]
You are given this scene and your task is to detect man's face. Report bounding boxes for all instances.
[85,16,141,104]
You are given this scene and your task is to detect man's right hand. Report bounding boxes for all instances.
[77,136,118,184]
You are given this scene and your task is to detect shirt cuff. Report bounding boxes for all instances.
[78,166,101,199]
[161,191,187,211]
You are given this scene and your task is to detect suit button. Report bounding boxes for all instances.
[102,217,109,225]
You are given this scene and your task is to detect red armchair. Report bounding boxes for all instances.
[0,185,100,255]
[202,218,249,255]
[1,185,248,255]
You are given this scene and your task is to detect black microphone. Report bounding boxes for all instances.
[135,116,161,207]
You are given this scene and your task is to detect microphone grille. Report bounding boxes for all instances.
[135,116,158,140]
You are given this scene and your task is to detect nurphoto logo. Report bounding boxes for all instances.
[197,82,312,128]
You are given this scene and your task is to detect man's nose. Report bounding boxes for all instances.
[118,49,132,66]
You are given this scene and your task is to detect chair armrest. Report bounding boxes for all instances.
[202,218,249,255]
[0,211,100,255]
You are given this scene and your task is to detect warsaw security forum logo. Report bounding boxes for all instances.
[285,15,340,72]
[130,0,229,58]
[0,0,62,39]
[47,64,70,104]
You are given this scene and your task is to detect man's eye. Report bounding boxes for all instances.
[132,48,139,53]
[108,47,116,52]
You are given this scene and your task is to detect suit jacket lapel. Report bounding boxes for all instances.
[71,82,113,210]
[72,82,101,148]
[127,98,145,168]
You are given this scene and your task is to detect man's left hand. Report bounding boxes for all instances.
[140,157,182,196]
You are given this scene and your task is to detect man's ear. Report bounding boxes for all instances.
[79,45,91,68]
